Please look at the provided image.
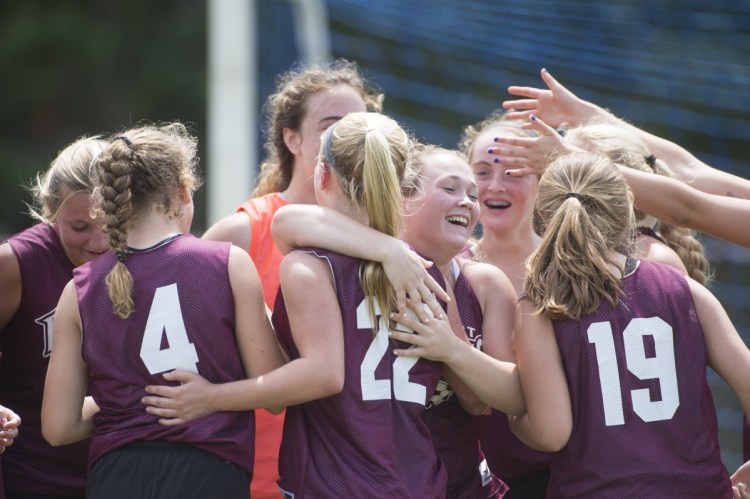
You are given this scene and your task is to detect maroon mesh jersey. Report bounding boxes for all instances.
[424,260,507,499]
[548,259,730,498]
[273,248,447,498]
[1,224,88,496]
[475,411,552,483]
[74,235,254,477]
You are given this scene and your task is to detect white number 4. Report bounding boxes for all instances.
[588,317,679,426]
[140,283,199,374]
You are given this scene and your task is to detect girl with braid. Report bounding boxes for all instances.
[0,135,108,499]
[41,123,285,499]
[144,113,449,497]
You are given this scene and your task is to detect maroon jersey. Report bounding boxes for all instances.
[424,260,506,499]
[0,223,88,496]
[549,259,730,498]
[75,235,254,477]
[273,248,447,498]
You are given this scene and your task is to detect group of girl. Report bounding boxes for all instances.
[1,59,749,499]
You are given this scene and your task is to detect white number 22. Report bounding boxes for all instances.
[140,283,199,374]
[587,317,679,426]
[358,300,426,404]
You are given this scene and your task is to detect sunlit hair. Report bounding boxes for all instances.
[565,122,710,284]
[458,108,537,160]
[524,152,635,320]
[322,112,412,331]
[403,142,467,199]
[252,59,384,197]
[94,122,203,319]
[28,136,108,223]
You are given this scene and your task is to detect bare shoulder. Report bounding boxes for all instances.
[456,257,516,301]
[635,234,687,275]
[202,212,252,251]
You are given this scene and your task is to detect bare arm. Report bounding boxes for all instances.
[508,299,572,452]
[271,204,449,315]
[202,212,252,251]
[0,242,22,331]
[504,68,750,198]
[445,261,519,415]
[41,281,92,446]
[390,265,525,417]
[620,167,750,248]
[144,251,345,422]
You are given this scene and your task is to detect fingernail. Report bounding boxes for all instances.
[505,170,512,175]
[493,137,500,143]
[487,147,494,153]
[493,158,500,163]
[530,115,537,121]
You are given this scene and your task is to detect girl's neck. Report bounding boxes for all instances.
[127,212,185,250]
[282,170,318,205]
[476,227,542,296]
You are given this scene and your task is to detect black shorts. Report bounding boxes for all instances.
[87,440,250,499]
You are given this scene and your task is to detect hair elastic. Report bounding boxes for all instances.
[116,252,127,263]
[645,154,657,168]
[565,192,585,201]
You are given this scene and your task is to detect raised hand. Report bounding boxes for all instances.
[503,68,603,129]
[491,115,584,177]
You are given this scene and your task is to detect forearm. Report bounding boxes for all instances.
[444,344,525,416]
[211,357,343,412]
[272,204,396,260]
[442,367,489,416]
[508,411,566,452]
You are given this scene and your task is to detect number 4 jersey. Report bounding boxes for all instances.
[549,258,730,498]
[272,248,447,499]
[74,234,254,478]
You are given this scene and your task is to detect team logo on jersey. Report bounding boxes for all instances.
[35,308,56,358]
[426,378,454,409]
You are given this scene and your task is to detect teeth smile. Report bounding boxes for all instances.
[446,215,469,227]
[485,201,510,209]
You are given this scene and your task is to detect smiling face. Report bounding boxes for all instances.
[470,127,539,236]
[53,191,108,267]
[402,151,479,263]
[288,84,368,189]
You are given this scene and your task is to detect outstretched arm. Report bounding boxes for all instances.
[504,68,750,198]
[620,167,750,248]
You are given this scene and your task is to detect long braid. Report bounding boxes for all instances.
[99,136,136,318]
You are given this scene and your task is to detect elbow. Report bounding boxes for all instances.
[533,425,571,452]
[42,424,69,447]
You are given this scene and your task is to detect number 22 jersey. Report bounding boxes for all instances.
[548,258,730,498]
[272,248,447,498]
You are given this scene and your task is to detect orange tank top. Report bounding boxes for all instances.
[237,192,290,308]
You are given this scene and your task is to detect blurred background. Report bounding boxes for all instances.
[2,0,749,469]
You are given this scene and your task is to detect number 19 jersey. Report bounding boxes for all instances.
[549,259,729,498]
[273,248,447,498]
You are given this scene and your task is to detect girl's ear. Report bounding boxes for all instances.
[179,185,192,204]
[282,127,302,155]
